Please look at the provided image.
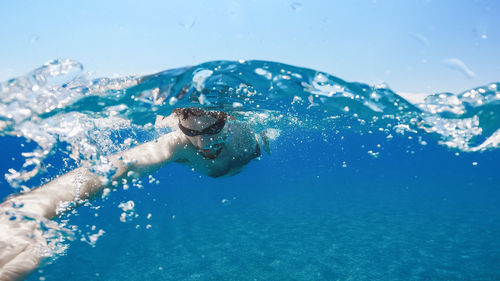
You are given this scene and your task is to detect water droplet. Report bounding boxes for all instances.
[442,58,475,79]
[11,201,24,209]
[409,32,430,47]
[179,16,195,29]
[290,2,302,11]
[30,35,40,44]
[472,24,488,40]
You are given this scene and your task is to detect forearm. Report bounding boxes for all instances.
[1,131,185,220]
[1,168,101,219]
[109,132,180,180]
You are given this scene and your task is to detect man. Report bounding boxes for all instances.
[0,108,272,281]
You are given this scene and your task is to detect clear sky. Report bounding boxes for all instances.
[1,0,499,94]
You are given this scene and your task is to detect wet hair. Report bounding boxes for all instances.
[173,107,228,121]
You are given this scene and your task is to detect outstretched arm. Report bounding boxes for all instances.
[0,130,187,280]
[2,130,186,219]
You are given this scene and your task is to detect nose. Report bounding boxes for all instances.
[196,135,213,148]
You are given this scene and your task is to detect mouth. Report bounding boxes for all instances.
[199,145,223,159]
[200,146,221,154]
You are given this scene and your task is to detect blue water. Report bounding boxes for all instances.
[1,60,499,280]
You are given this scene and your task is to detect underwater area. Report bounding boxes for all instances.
[0,59,499,280]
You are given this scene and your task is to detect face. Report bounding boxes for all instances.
[179,114,229,158]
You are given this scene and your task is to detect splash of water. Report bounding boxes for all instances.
[1,59,499,190]
[2,58,498,265]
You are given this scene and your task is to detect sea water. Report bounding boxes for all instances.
[0,59,499,280]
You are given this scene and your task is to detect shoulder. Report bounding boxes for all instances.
[220,122,260,162]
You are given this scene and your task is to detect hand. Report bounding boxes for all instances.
[0,207,48,281]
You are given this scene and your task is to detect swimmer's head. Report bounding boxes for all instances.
[173,108,230,158]
[173,108,228,135]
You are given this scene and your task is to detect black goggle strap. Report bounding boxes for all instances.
[178,122,199,136]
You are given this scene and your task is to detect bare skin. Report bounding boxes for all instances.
[0,112,261,281]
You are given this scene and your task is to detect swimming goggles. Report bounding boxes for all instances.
[178,118,226,137]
